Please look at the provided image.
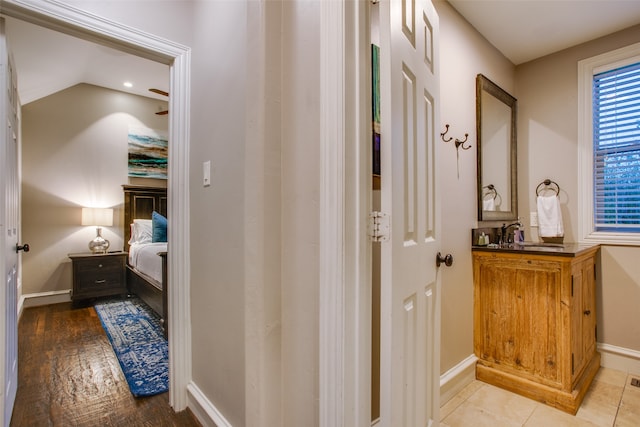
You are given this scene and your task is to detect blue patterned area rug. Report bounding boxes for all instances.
[94,297,168,397]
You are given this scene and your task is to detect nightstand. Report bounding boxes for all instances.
[68,252,127,303]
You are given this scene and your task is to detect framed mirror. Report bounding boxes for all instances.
[476,74,517,222]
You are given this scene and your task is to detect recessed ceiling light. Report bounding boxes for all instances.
[123,81,133,88]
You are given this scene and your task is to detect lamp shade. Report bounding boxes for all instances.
[81,208,113,227]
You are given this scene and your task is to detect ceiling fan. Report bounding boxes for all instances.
[149,88,168,115]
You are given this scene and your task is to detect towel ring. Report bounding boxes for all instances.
[536,179,560,196]
[482,184,498,200]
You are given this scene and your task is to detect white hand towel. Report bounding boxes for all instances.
[483,197,495,211]
[537,195,564,237]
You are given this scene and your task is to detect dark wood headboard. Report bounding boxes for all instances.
[123,185,167,252]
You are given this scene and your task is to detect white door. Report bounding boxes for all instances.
[378,0,442,426]
[0,18,20,427]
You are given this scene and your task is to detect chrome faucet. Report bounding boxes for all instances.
[500,221,522,246]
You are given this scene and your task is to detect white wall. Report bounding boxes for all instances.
[21,83,167,295]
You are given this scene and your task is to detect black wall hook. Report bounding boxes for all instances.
[441,124,471,150]
[455,133,471,150]
[440,124,453,142]
[441,124,471,178]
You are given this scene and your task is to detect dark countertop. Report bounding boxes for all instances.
[472,242,600,257]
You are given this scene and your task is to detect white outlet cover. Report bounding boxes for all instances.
[530,212,538,227]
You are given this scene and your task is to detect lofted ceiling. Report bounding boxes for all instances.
[3,16,169,106]
[448,0,640,65]
[4,2,640,106]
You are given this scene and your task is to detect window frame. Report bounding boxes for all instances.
[578,42,640,245]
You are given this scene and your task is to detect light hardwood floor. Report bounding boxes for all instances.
[441,367,640,426]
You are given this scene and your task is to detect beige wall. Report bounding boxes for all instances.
[598,246,640,350]
[244,1,284,424]
[434,1,515,374]
[280,2,321,423]
[187,0,256,424]
[436,2,640,373]
[21,83,167,295]
[516,24,640,352]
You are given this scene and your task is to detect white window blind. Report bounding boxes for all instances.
[593,61,640,231]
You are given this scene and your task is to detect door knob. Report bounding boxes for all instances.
[436,252,453,267]
[16,243,30,253]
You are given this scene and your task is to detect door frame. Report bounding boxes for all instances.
[0,0,192,411]
[319,1,372,426]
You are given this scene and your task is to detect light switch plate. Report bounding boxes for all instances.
[530,212,538,227]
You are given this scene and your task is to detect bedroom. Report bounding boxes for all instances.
[20,83,170,307]
[9,18,170,310]
[20,91,170,310]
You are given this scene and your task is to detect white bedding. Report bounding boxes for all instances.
[128,242,167,285]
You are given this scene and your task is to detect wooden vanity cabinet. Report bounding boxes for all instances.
[472,246,600,414]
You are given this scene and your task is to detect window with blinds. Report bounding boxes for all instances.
[593,61,640,232]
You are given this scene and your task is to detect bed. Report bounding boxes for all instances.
[123,185,168,337]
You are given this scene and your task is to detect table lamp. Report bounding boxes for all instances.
[81,207,113,253]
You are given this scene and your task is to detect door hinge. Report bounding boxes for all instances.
[368,211,390,242]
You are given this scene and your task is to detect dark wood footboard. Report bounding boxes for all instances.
[160,252,168,338]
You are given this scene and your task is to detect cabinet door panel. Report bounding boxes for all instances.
[572,258,596,381]
[475,257,562,385]
[582,260,596,358]
[571,264,584,379]
[476,265,518,363]
[514,268,560,383]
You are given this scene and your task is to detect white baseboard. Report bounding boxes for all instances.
[19,290,71,316]
[440,354,478,405]
[187,381,232,427]
[436,346,640,407]
[181,346,637,427]
[598,342,640,374]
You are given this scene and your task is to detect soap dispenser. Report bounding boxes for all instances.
[514,223,524,243]
[479,232,487,246]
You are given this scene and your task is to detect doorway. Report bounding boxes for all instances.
[0,0,191,412]
[11,18,171,299]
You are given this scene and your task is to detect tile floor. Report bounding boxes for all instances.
[440,368,640,426]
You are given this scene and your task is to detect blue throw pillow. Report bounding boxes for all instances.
[152,211,167,242]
